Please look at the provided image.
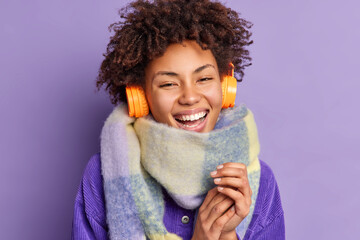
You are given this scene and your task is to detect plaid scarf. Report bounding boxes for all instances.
[101,103,261,240]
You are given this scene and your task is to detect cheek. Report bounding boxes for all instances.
[205,84,223,109]
[148,92,177,122]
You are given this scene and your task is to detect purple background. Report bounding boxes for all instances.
[1,0,359,239]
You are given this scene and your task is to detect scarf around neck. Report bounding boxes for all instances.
[101,103,261,240]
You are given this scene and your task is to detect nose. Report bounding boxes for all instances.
[178,84,201,106]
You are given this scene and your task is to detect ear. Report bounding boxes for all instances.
[221,63,237,108]
[126,86,149,117]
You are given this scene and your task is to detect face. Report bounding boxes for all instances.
[144,40,222,133]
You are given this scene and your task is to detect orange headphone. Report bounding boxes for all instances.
[126,63,237,117]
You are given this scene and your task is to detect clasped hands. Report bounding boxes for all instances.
[191,163,252,240]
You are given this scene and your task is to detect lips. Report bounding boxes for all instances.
[173,110,208,132]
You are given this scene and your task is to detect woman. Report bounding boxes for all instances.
[72,0,285,239]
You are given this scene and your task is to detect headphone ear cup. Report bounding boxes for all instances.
[221,75,237,108]
[125,86,149,117]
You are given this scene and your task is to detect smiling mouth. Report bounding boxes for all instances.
[173,111,208,129]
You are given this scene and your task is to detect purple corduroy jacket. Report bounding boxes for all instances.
[72,154,285,240]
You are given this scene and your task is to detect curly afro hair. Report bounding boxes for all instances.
[97,0,253,104]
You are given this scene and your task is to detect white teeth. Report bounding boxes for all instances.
[176,112,206,121]
[181,116,206,128]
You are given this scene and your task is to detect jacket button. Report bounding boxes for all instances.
[181,215,190,224]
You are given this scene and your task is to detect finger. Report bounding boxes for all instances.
[200,187,229,214]
[206,197,234,226]
[202,188,218,206]
[217,186,252,212]
[199,187,220,212]
[202,191,230,219]
[213,177,252,197]
[209,203,236,235]
[217,162,247,170]
[211,166,247,179]
[214,176,246,189]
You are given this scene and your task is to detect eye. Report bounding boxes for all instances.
[159,82,176,88]
[198,77,213,82]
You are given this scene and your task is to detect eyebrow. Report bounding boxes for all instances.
[194,64,216,73]
[152,64,216,80]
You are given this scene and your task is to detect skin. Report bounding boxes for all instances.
[144,40,222,133]
[191,163,253,240]
[144,40,252,239]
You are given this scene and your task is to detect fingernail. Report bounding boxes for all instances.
[231,206,235,212]
[210,171,217,176]
[217,164,224,169]
[214,178,221,183]
[217,186,223,191]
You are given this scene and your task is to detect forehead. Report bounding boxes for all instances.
[145,40,218,75]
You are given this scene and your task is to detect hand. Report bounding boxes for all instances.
[191,187,236,240]
[211,162,252,236]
